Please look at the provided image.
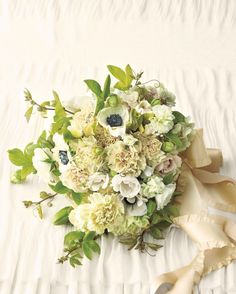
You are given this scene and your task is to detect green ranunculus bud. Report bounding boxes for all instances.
[107,94,119,107]
[109,170,117,177]
[162,141,175,152]
[94,146,103,155]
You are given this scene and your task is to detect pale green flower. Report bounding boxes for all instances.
[145,105,174,135]
[69,193,125,235]
[97,105,129,137]
[141,175,176,210]
[171,118,195,151]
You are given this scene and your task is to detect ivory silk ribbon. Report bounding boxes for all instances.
[152,129,236,294]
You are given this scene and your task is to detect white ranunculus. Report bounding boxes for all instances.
[111,174,141,198]
[145,105,174,135]
[87,172,109,191]
[122,134,138,146]
[97,105,129,137]
[155,183,176,210]
[126,199,147,217]
[32,148,52,183]
[120,90,139,108]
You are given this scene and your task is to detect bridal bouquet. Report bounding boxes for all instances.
[8,65,194,267]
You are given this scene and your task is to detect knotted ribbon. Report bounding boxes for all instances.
[152,129,236,294]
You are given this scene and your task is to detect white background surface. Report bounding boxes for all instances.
[0,1,236,293]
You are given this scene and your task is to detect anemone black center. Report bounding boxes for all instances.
[106,114,123,127]
[59,150,69,165]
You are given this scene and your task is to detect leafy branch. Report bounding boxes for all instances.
[24,89,74,123]
[58,231,101,267]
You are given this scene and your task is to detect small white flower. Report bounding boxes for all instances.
[87,172,109,191]
[32,148,52,183]
[97,105,129,137]
[111,174,141,198]
[120,90,139,108]
[155,183,176,210]
[122,134,138,146]
[145,105,174,135]
[142,165,154,177]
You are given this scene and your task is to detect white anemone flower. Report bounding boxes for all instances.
[51,133,72,172]
[97,105,129,137]
[111,174,141,198]
[87,172,109,191]
[32,148,52,183]
[126,198,147,217]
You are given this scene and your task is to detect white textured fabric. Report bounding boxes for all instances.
[0,1,236,293]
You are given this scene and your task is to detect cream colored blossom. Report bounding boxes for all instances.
[60,163,89,193]
[73,136,105,174]
[155,183,176,210]
[106,141,146,176]
[69,193,124,235]
[68,105,94,138]
[135,133,162,166]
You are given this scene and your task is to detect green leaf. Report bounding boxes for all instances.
[163,173,174,185]
[150,226,163,240]
[64,231,85,247]
[125,64,133,86]
[20,164,35,178]
[107,65,126,84]
[84,80,102,97]
[53,206,73,225]
[8,149,26,166]
[102,75,111,99]
[165,133,183,149]
[84,231,96,241]
[173,111,185,123]
[151,213,162,225]
[165,204,179,217]
[53,90,66,118]
[71,191,83,205]
[49,181,70,194]
[82,242,93,260]
[37,205,43,219]
[147,199,157,216]
[87,240,100,254]
[25,106,33,122]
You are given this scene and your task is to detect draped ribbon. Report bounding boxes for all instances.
[152,129,236,294]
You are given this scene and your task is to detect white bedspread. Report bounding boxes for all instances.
[1,1,236,293]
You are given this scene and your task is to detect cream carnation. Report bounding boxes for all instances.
[106,141,146,176]
[69,193,124,234]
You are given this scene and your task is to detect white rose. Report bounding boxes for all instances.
[32,148,52,183]
[87,172,109,191]
[155,183,176,210]
[111,174,141,198]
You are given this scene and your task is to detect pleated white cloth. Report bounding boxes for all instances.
[0,0,236,293]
